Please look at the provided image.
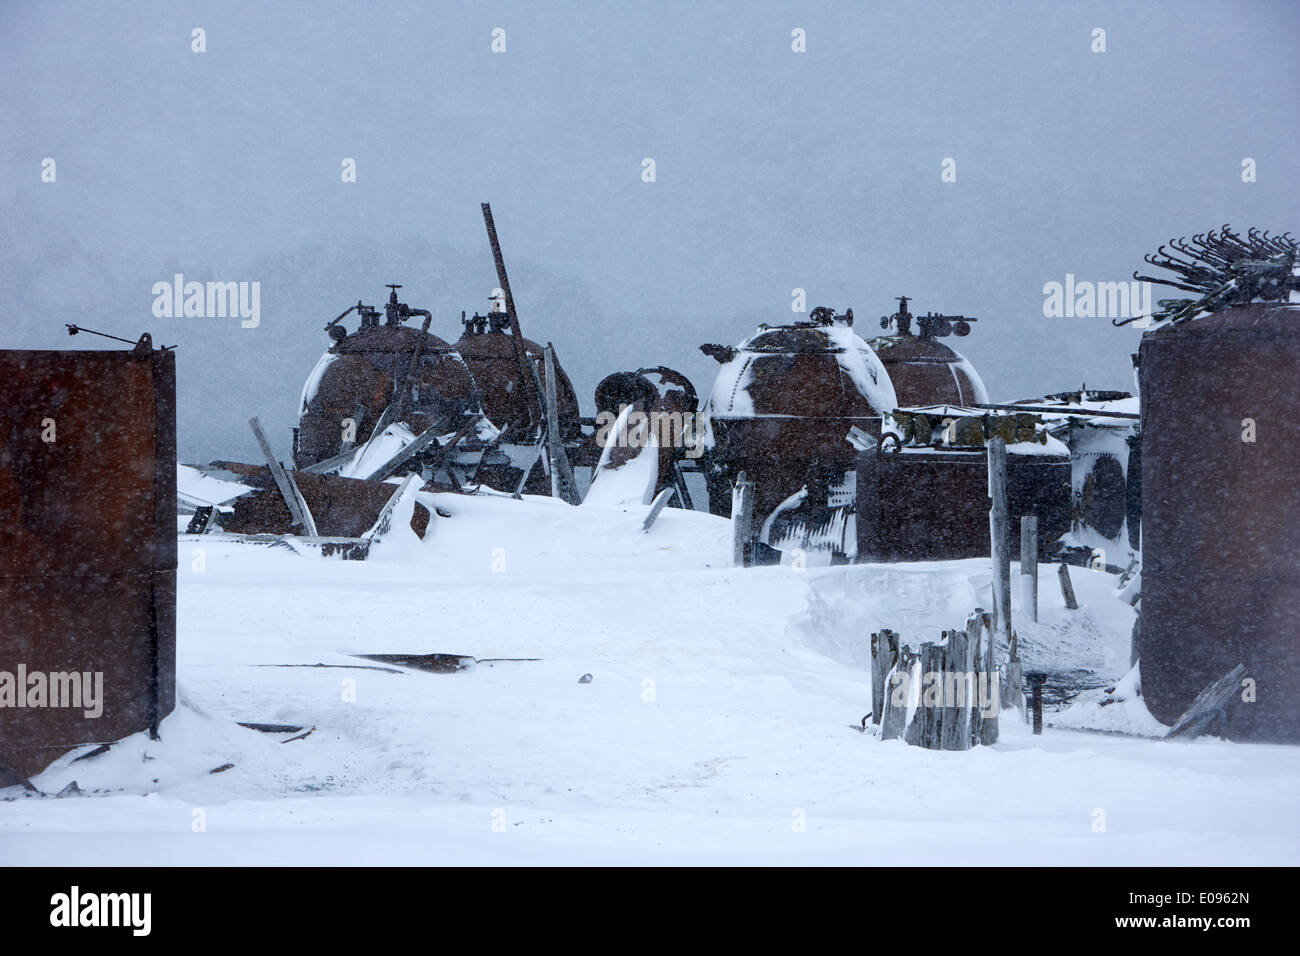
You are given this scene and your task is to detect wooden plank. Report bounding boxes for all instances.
[1020,514,1039,623]
[641,487,675,532]
[362,420,447,482]
[1057,562,1079,610]
[363,473,422,542]
[1165,663,1246,740]
[940,628,973,751]
[908,642,944,749]
[249,416,317,536]
[880,649,912,741]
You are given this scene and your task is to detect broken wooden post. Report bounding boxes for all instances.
[543,343,582,505]
[1002,630,1025,716]
[969,610,999,746]
[939,628,973,751]
[1165,663,1246,740]
[1057,562,1079,610]
[987,437,1012,650]
[1020,514,1038,623]
[249,416,318,536]
[870,629,899,725]
[880,647,914,741]
[1027,672,1047,735]
[731,471,754,567]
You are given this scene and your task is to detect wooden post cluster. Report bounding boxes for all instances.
[871,611,1001,750]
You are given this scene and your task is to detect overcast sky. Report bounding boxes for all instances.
[3,0,1296,461]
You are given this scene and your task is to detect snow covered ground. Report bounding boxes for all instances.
[3,494,1297,865]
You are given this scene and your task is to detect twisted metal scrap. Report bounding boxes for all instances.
[1115,224,1298,326]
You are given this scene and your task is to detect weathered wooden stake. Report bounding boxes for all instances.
[870,629,899,725]
[1020,514,1039,623]
[641,487,674,532]
[940,628,973,751]
[1057,562,1078,610]
[987,437,1012,650]
[731,471,754,567]
[880,648,913,741]
[1028,672,1047,735]
[969,611,999,745]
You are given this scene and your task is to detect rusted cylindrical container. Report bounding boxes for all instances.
[1138,302,1300,742]
[871,335,988,407]
[0,346,176,779]
[297,325,483,467]
[452,328,581,442]
[700,315,897,542]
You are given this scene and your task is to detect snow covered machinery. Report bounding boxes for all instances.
[698,306,897,561]
[292,205,584,498]
[294,283,496,489]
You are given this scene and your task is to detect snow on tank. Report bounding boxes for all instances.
[870,295,989,407]
[701,307,897,426]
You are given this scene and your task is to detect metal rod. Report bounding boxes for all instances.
[972,402,1139,420]
[65,324,137,345]
[481,202,542,426]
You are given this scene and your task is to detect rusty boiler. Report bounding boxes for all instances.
[296,285,489,471]
[453,303,582,444]
[699,306,897,558]
[870,296,988,407]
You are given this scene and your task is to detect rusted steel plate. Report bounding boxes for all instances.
[0,347,176,779]
[856,448,1071,563]
[1138,303,1300,742]
[215,465,431,539]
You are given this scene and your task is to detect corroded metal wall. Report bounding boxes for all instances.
[1138,303,1300,742]
[0,347,176,778]
[856,448,1071,563]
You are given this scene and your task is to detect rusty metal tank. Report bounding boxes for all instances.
[699,307,897,552]
[1,341,176,780]
[452,312,582,443]
[870,296,989,406]
[296,287,486,468]
[1138,301,1300,743]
